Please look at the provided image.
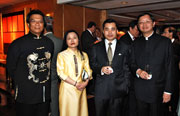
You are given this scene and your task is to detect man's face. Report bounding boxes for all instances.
[103,22,118,41]
[162,28,171,38]
[95,29,101,38]
[29,14,44,36]
[138,15,155,34]
[130,25,139,38]
[92,25,96,33]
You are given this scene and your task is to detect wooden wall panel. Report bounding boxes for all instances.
[85,8,101,30]
[53,4,63,39]
[64,4,83,37]
[24,7,31,34]
[37,0,54,15]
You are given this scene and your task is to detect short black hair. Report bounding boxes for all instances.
[137,12,155,23]
[26,9,46,27]
[129,20,138,30]
[62,30,84,59]
[87,21,96,28]
[102,18,118,29]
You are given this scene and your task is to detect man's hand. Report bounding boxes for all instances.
[163,93,171,103]
[136,69,149,80]
[102,66,113,75]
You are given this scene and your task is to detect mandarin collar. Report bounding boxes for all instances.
[144,31,154,40]
[28,31,44,39]
[67,48,79,55]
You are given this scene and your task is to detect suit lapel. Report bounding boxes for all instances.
[100,41,109,65]
[127,34,133,43]
[112,42,121,66]
[87,30,96,41]
[101,40,122,66]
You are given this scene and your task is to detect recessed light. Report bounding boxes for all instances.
[46,13,51,16]
[121,1,128,5]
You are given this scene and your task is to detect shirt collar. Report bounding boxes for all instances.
[67,48,79,55]
[128,31,135,41]
[144,31,154,40]
[87,29,93,35]
[29,31,44,39]
[171,38,175,43]
[105,38,117,45]
[44,32,53,36]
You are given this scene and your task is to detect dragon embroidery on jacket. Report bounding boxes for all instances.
[27,52,51,83]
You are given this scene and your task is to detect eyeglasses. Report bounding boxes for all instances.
[30,19,44,24]
[138,20,152,25]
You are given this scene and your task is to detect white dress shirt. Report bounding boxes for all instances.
[101,39,117,75]
[105,38,117,58]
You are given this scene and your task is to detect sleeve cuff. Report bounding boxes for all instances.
[101,69,104,75]
[164,92,171,95]
[136,74,140,78]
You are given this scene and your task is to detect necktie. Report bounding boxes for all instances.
[107,42,112,66]
[73,55,78,77]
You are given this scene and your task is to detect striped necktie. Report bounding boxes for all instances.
[73,55,78,77]
[107,42,112,66]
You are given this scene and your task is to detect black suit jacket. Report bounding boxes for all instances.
[81,30,96,55]
[131,33,173,103]
[120,32,134,45]
[89,40,131,99]
[120,32,136,90]
[171,40,180,91]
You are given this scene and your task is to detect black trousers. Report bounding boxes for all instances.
[128,90,137,116]
[95,97,123,116]
[136,99,165,116]
[15,101,50,116]
[122,90,137,116]
[169,84,179,116]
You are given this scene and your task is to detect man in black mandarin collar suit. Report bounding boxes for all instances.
[131,13,173,116]
[89,19,131,116]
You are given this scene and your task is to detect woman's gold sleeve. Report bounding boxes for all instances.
[83,53,93,80]
[57,53,68,80]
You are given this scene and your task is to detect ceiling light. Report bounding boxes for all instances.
[121,1,128,5]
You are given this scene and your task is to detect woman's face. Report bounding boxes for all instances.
[66,32,79,49]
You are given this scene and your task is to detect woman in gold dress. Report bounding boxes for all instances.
[57,30,92,116]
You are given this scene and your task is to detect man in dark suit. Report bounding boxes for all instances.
[131,13,173,116]
[162,26,180,116]
[120,20,139,45]
[44,16,63,116]
[120,20,139,116]
[89,19,131,116]
[81,21,97,55]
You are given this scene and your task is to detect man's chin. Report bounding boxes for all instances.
[106,38,115,41]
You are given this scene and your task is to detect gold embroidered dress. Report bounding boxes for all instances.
[57,48,92,116]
